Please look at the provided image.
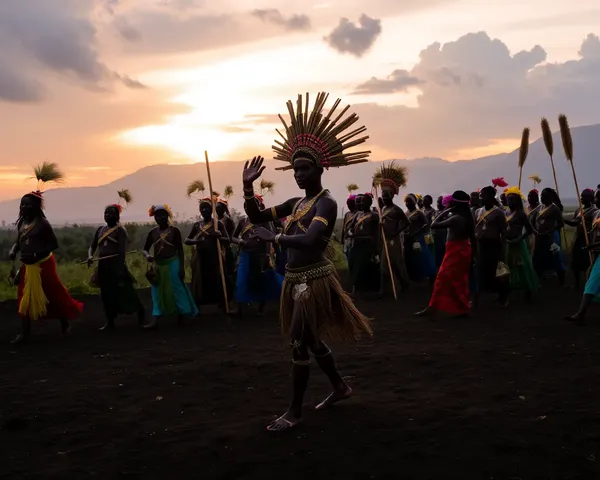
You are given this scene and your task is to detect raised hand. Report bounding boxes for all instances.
[243,156,266,188]
[249,227,276,243]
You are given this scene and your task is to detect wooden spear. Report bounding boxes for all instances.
[372,183,398,300]
[558,114,593,269]
[542,117,569,251]
[517,127,530,191]
[204,150,230,313]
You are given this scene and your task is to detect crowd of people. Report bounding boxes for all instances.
[6,92,600,433]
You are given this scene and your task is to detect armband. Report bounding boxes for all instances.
[271,206,277,219]
[274,234,282,245]
[312,216,329,227]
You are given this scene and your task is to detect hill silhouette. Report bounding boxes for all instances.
[0,123,597,224]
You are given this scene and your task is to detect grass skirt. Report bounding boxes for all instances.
[281,260,372,342]
[404,233,436,283]
[151,256,198,316]
[429,240,471,314]
[18,254,83,321]
[235,250,283,303]
[98,258,142,318]
[506,239,539,293]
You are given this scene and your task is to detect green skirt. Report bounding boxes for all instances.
[506,239,539,293]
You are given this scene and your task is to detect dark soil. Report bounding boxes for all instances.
[2,285,600,479]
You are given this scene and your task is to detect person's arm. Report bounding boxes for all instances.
[230,220,244,246]
[142,230,154,262]
[216,220,229,243]
[554,206,565,231]
[564,210,579,227]
[431,209,454,229]
[184,223,200,246]
[244,194,296,225]
[252,197,337,250]
[396,207,410,235]
[9,234,20,260]
[41,220,59,252]
[87,227,100,264]
[117,227,127,262]
[523,213,534,238]
[174,228,185,279]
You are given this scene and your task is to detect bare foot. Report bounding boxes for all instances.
[415,307,434,317]
[266,412,302,432]
[316,384,352,410]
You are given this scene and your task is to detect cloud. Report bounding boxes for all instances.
[251,9,311,31]
[324,14,382,57]
[0,0,144,103]
[350,31,600,158]
[352,69,423,94]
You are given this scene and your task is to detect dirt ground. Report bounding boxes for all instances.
[2,284,600,479]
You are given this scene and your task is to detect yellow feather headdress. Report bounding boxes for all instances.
[272,92,371,170]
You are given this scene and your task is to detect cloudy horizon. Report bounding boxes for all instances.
[1,0,600,199]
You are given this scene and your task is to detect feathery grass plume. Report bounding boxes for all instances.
[541,117,554,157]
[373,160,408,193]
[117,189,133,205]
[31,162,64,190]
[346,183,359,193]
[528,174,542,186]
[259,179,275,195]
[518,127,530,168]
[224,185,234,199]
[558,114,573,162]
[186,179,205,198]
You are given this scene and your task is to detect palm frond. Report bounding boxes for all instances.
[31,162,65,189]
[224,185,234,199]
[117,189,133,204]
[186,179,205,198]
[541,117,554,157]
[518,127,530,168]
[259,179,275,195]
[346,183,359,193]
[558,114,573,162]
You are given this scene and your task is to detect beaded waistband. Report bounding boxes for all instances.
[284,260,335,283]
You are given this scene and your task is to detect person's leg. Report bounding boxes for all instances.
[10,318,31,345]
[310,339,352,409]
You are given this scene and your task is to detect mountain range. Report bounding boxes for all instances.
[1,123,599,225]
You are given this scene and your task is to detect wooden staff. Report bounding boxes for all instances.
[558,114,593,269]
[372,184,397,300]
[541,117,569,250]
[81,250,137,264]
[204,150,230,313]
[517,127,529,191]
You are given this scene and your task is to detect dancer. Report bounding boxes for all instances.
[565,189,597,288]
[9,164,83,345]
[216,197,237,288]
[433,196,448,267]
[532,188,566,286]
[404,193,436,283]
[232,195,283,316]
[416,191,475,317]
[527,189,541,219]
[143,205,198,329]
[348,193,380,298]
[470,191,481,217]
[474,183,509,307]
[185,198,232,312]
[567,187,600,323]
[88,190,145,330]
[242,92,372,432]
[341,194,358,262]
[504,187,538,298]
[422,195,437,259]
[375,162,410,296]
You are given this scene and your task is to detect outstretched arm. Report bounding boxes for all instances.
[88,227,100,260]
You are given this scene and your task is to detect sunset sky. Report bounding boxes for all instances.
[1,0,600,199]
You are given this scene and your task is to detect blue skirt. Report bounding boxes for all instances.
[151,256,198,317]
[584,255,600,302]
[404,232,436,283]
[235,251,283,303]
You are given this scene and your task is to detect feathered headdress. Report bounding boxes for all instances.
[258,179,276,196]
[505,186,525,199]
[528,174,542,185]
[272,92,370,170]
[26,162,65,208]
[491,177,508,188]
[106,189,132,214]
[223,185,234,200]
[373,161,408,195]
[346,183,359,194]
[200,197,213,207]
[148,204,173,219]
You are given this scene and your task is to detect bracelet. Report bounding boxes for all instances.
[274,234,281,245]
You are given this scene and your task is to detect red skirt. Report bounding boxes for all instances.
[17,254,83,320]
[429,239,471,315]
